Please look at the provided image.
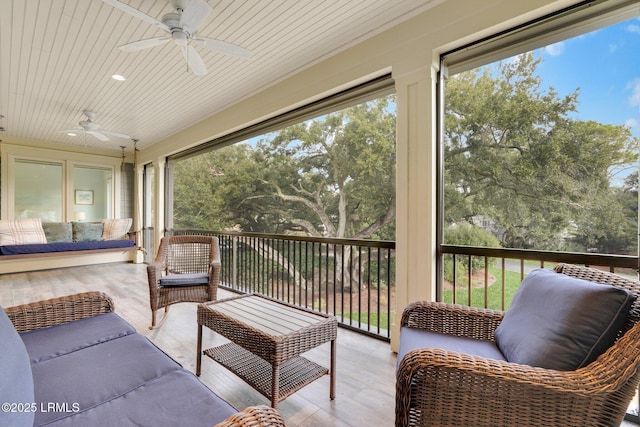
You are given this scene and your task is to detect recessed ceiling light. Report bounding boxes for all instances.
[111,74,126,81]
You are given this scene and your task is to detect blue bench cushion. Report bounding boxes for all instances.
[0,239,135,255]
[495,268,637,371]
[29,333,184,426]
[18,311,237,427]
[20,313,136,363]
[397,327,506,372]
[44,370,237,427]
[0,307,35,427]
[160,272,209,287]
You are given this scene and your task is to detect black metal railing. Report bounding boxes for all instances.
[158,231,640,342]
[169,229,396,341]
[440,244,639,310]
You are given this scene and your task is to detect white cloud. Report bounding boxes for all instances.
[625,117,638,131]
[609,43,618,53]
[627,24,640,34]
[544,41,565,56]
[627,78,640,107]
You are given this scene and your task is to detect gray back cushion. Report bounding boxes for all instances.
[72,222,104,242]
[42,222,73,243]
[495,268,636,371]
[0,307,35,427]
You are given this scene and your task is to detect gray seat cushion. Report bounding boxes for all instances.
[29,333,182,426]
[0,307,35,427]
[20,312,135,363]
[21,312,237,426]
[495,268,636,371]
[159,272,209,287]
[44,370,237,427]
[397,326,506,371]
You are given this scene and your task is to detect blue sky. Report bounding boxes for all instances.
[536,16,640,138]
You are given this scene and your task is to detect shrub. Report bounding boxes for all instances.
[444,223,501,282]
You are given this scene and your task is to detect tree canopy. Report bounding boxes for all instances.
[172,95,396,241]
[172,52,637,256]
[444,53,638,253]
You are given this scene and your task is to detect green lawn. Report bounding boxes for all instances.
[342,312,394,329]
[442,266,529,311]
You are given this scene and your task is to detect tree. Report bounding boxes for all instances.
[444,53,638,252]
[171,95,396,291]
[569,172,638,254]
[255,95,396,240]
[443,223,501,282]
[172,144,270,230]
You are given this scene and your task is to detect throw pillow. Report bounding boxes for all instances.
[495,268,636,371]
[102,218,133,240]
[42,222,73,243]
[0,218,47,245]
[0,306,35,427]
[72,222,104,242]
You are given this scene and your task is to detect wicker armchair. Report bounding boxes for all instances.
[147,235,220,329]
[396,263,640,427]
[214,405,286,427]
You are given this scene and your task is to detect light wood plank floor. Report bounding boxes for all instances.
[0,262,397,427]
[2,262,638,427]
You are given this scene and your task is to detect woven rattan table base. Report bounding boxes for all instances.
[197,294,337,408]
[204,342,328,403]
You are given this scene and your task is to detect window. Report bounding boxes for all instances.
[72,165,113,222]
[438,4,640,416]
[441,2,639,256]
[14,159,63,221]
[1,144,123,221]
[167,76,396,240]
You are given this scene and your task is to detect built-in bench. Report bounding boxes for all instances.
[0,218,141,274]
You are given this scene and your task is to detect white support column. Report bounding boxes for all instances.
[154,158,166,251]
[391,64,438,352]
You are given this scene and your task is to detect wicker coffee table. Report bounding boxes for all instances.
[196,294,337,408]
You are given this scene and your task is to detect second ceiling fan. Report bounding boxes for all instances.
[103,0,251,76]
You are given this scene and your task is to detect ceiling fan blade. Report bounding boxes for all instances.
[119,37,170,52]
[181,45,207,76]
[100,130,131,140]
[102,0,170,32]
[180,0,212,34]
[87,131,110,141]
[192,37,250,59]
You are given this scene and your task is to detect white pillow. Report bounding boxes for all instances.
[0,218,47,245]
[102,218,133,240]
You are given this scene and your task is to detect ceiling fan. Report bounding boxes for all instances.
[103,0,251,76]
[61,110,131,142]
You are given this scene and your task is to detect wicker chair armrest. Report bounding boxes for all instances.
[395,347,631,427]
[398,317,640,398]
[4,291,115,333]
[147,261,164,288]
[209,259,221,286]
[401,301,503,341]
[214,405,286,427]
[210,258,221,272]
[398,349,609,397]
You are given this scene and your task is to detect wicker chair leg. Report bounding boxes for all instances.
[149,306,169,330]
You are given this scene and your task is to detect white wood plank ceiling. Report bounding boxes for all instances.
[0,0,437,153]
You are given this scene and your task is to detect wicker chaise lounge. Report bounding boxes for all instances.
[1,291,286,427]
[396,263,640,427]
